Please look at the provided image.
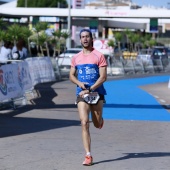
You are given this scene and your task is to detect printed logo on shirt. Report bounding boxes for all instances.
[85,66,97,74]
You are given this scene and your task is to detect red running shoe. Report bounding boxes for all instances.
[82,155,93,166]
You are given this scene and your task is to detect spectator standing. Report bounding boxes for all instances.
[12,39,28,60]
[0,41,13,62]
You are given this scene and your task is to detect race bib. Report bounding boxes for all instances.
[83,92,100,104]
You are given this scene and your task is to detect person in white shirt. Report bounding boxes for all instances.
[0,41,12,62]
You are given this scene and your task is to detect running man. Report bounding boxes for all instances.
[69,29,107,166]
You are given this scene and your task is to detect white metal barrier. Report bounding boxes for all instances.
[0,57,56,109]
[106,56,170,75]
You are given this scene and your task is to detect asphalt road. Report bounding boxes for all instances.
[1,73,170,170]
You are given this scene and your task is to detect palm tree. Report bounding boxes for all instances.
[124,29,131,51]
[114,32,122,52]
[131,33,140,52]
[51,29,63,57]
[51,30,70,57]
[61,30,70,51]
[148,39,157,48]
[0,30,8,49]
[140,34,152,49]
[0,18,6,29]
[32,22,49,56]
[107,39,115,48]
[7,24,22,46]
[38,31,50,56]
[20,26,33,55]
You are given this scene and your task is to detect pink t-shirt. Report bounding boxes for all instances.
[71,49,107,68]
[71,48,107,96]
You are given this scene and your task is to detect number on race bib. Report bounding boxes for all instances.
[83,92,100,104]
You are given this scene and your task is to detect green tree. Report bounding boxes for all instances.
[114,32,122,53]
[17,0,67,8]
[19,26,33,55]
[148,39,157,48]
[0,18,8,48]
[107,39,115,48]
[39,32,50,56]
[61,30,70,51]
[0,18,6,29]
[20,26,32,42]
[130,33,140,51]
[124,29,131,51]
[7,24,22,45]
[140,34,152,49]
[51,30,70,57]
[0,30,11,49]
[31,22,49,56]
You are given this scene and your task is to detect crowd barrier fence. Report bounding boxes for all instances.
[0,57,56,109]
[1,55,169,110]
[106,56,170,76]
[54,55,170,78]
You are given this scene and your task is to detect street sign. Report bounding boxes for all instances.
[89,20,98,27]
[150,18,158,33]
[32,17,39,25]
[89,20,98,38]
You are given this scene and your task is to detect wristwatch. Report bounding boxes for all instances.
[87,86,92,92]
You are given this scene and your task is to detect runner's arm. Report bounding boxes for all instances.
[69,66,86,90]
[90,66,107,91]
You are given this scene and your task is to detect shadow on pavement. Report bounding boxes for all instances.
[94,152,170,164]
[0,116,80,138]
[1,81,77,112]
[0,81,79,138]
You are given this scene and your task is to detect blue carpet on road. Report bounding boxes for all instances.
[103,75,170,121]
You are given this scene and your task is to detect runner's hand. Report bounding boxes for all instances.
[78,82,88,90]
[79,89,89,97]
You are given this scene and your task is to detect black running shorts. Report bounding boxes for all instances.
[76,94,105,105]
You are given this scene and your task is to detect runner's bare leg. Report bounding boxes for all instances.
[78,102,91,154]
[91,100,103,128]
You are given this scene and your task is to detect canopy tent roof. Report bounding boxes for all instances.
[0,1,170,18]
[0,0,170,31]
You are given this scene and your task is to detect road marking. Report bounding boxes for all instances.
[150,93,166,103]
[159,99,166,103]
[153,95,159,98]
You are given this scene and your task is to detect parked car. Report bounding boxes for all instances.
[151,46,169,69]
[58,48,82,58]
[151,46,168,60]
[137,48,152,63]
[56,48,82,77]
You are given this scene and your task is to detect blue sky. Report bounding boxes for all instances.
[1,0,170,8]
[0,0,13,2]
[86,0,169,8]
[132,0,169,8]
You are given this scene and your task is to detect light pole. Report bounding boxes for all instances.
[25,0,27,7]
[168,2,170,9]
[66,0,71,48]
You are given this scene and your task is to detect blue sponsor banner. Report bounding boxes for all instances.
[150,18,158,33]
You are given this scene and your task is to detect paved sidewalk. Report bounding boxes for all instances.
[1,75,170,170]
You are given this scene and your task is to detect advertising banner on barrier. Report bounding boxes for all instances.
[0,62,33,102]
[0,57,55,102]
[38,57,56,83]
[25,57,41,86]
[0,64,23,101]
[17,61,33,91]
[25,57,56,86]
